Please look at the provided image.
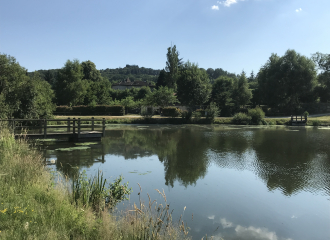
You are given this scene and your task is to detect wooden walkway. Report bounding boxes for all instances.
[0,118,106,142]
[291,115,307,126]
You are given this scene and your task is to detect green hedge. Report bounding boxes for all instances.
[162,107,181,117]
[55,105,125,116]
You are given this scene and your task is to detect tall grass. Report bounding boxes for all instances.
[0,127,192,239]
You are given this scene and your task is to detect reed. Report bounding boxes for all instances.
[0,128,194,239]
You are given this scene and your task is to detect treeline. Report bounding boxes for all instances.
[27,64,161,86]
[156,46,330,116]
[1,46,329,119]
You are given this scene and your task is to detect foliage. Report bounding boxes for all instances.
[248,107,265,125]
[99,64,160,84]
[303,111,309,117]
[0,54,55,119]
[192,111,202,121]
[311,120,321,126]
[232,71,252,107]
[164,45,183,90]
[162,107,181,117]
[205,102,220,123]
[257,49,317,113]
[206,67,237,82]
[0,129,190,239]
[210,76,235,116]
[232,112,251,125]
[177,61,211,107]
[180,110,192,121]
[72,170,131,210]
[55,105,124,116]
[312,52,330,102]
[55,59,88,106]
[144,86,179,108]
[140,106,154,118]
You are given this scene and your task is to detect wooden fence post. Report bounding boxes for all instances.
[67,118,70,132]
[44,119,47,138]
[12,119,15,134]
[92,117,94,131]
[78,118,81,138]
[102,118,106,137]
[73,118,76,134]
[39,119,42,134]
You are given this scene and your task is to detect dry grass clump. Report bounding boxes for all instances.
[116,184,191,240]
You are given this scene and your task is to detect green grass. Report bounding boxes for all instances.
[0,128,193,239]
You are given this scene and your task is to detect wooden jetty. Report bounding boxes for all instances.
[291,115,307,126]
[0,118,106,142]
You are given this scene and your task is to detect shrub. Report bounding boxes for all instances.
[232,112,251,125]
[312,120,321,126]
[181,110,192,121]
[303,111,309,117]
[248,107,265,125]
[162,107,181,117]
[140,106,153,118]
[205,102,220,123]
[195,109,206,116]
[192,111,202,121]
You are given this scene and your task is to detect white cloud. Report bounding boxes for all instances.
[212,5,219,10]
[220,218,234,229]
[295,8,302,12]
[217,0,245,7]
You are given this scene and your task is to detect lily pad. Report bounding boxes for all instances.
[35,139,57,142]
[74,142,99,146]
[55,146,91,151]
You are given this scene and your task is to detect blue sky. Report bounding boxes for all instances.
[1,0,329,75]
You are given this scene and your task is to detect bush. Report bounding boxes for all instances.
[140,106,153,118]
[195,109,206,116]
[206,102,220,123]
[192,111,202,121]
[303,111,309,117]
[162,107,181,117]
[232,112,251,125]
[312,120,321,126]
[181,110,192,121]
[248,107,265,125]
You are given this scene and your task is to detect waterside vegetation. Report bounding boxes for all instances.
[0,128,192,239]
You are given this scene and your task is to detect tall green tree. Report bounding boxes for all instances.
[164,45,183,90]
[232,71,252,107]
[257,50,317,112]
[55,59,89,106]
[144,86,178,108]
[156,69,167,88]
[312,52,330,102]
[0,54,55,119]
[211,76,235,116]
[177,61,211,107]
[81,60,111,105]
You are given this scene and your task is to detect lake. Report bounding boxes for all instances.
[40,124,330,240]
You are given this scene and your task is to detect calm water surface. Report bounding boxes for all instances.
[41,125,330,240]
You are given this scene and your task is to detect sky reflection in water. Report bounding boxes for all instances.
[42,125,330,240]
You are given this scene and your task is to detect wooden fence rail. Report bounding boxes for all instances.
[0,117,106,141]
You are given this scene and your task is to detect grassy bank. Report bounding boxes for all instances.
[53,114,330,126]
[0,129,191,239]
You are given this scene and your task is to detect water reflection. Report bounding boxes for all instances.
[39,125,330,240]
[41,125,330,196]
